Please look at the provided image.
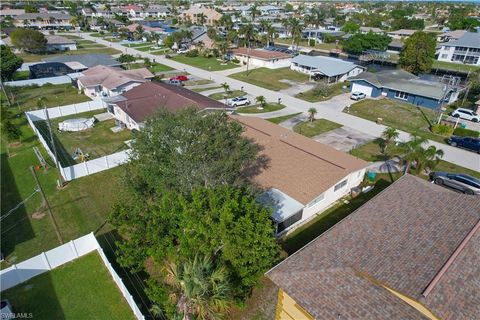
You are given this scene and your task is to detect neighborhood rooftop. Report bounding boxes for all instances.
[291,55,362,77]
[78,65,153,90]
[267,174,480,319]
[232,47,292,60]
[43,54,121,68]
[442,32,480,49]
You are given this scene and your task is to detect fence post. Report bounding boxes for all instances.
[105,156,109,169]
[13,264,23,285]
[58,106,63,117]
[88,101,91,111]
[42,252,52,271]
[73,104,77,114]
[69,240,79,258]
[84,161,89,175]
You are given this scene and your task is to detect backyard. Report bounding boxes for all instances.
[432,60,480,73]
[293,119,343,137]
[2,252,135,320]
[128,62,174,73]
[347,98,447,143]
[34,110,132,166]
[17,47,121,63]
[170,55,239,71]
[237,103,286,114]
[229,67,310,91]
[296,82,349,102]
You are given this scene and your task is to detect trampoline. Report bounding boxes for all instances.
[58,118,95,132]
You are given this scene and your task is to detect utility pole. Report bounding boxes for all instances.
[30,166,63,244]
[44,106,65,187]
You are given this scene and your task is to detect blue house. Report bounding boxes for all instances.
[349,70,461,109]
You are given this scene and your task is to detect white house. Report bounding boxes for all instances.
[231,48,293,69]
[437,32,480,66]
[77,65,153,98]
[232,116,368,236]
[290,55,364,83]
[45,35,77,52]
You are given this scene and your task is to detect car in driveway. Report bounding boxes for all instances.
[430,172,480,195]
[167,79,183,86]
[350,92,366,101]
[451,108,479,122]
[227,96,251,107]
[447,136,480,153]
[177,48,189,54]
[170,75,189,82]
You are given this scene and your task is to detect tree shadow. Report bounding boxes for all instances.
[32,121,76,167]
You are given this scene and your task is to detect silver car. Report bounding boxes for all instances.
[430,172,480,195]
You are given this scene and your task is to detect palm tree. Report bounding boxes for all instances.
[381,127,399,154]
[134,24,145,41]
[221,82,230,93]
[250,4,260,22]
[289,18,303,50]
[308,107,317,122]
[266,24,277,46]
[197,13,207,25]
[215,40,229,61]
[164,255,232,320]
[419,145,444,174]
[239,23,255,48]
[256,96,266,108]
[399,135,444,175]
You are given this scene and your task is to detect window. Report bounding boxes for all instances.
[334,180,348,192]
[308,193,325,207]
[441,54,448,59]
[395,91,408,100]
[443,46,451,51]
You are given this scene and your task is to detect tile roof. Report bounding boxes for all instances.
[113,81,227,123]
[291,54,361,77]
[232,47,292,60]
[267,174,480,319]
[78,65,153,90]
[232,116,368,204]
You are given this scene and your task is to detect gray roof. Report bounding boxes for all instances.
[360,26,384,33]
[46,35,75,45]
[442,32,480,49]
[43,54,120,68]
[291,55,361,77]
[16,12,71,20]
[350,69,450,100]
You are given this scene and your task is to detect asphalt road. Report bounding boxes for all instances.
[75,33,480,173]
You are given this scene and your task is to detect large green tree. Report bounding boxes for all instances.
[399,31,436,75]
[10,28,47,53]
[342,32,391,55]
[0,45,23,81]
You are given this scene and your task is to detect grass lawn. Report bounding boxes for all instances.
[191,86,222,93]
[136,45,156,52]
[17,47,121,63]
[12,70,30,81]
[296,82,349,102]
[148,62,174,73]
[151,48,172,55]
[347,98,448,144]
[171,55,238,71]
[61,34,82,40]
[209,90,244,100]
[2,252,135,320]
[237,103,286,114]
[432,60,480,73]
[293,119,342,137]
[266,113,302,124]
[76,39,96,44]
[350,139,480,179]
[282,177,394,254]
[184,79,214,86]
[34,111,132,166]
[123,42,155,48]
[229,67,310,91]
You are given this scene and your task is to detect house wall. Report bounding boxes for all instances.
[235,55,292,69]
[47,43,77,51]
[275,289,314,320]
[384,88,441,109]
[438,45,480,66]
[291,64,363,82]
[438,45,454,62]
[110,105,141,130]
[350,80,382,97]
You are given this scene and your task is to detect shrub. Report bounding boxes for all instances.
[431,124,454,137]
[309,39,315,47]
[165,54,172,59]
[232,58,239,64]
[453,127,480,138]
[185,49,199,57]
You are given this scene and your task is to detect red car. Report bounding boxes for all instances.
[169,75,189,82]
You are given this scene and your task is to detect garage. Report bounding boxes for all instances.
[351,83,373,97]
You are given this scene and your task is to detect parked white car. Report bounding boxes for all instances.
[227,96,251,107]
[350,92,366,101]
[177,48,189,54]
[451,108,479,122]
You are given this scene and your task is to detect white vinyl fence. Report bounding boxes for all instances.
[25,100,132,182]
[0,233,145,320]
[5,75,73,87]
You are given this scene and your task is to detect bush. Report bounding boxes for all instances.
[232,58,239,64]
[453,127,480,138]
[185,49,199,57]
[431,124,454,137]
[309,39,315,47]
[165,54,172,59]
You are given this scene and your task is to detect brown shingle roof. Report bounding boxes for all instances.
[232,48,292,60]
[115,81,227,123]
[78,65,153,90]
[267,174,480,319]
[232,116,368,204]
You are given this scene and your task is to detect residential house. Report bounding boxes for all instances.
[387,29,417,39]
[302,28,344,44]
[232,116,368,235]
[181,7,222,26]
[142,5,170,19]
[14,12,72,29]
[437,32,480,66]
[77,65,153,98]
[231,47,293,69]
[124,5,143,19]
[349,69,461,109]
[436,30,467,43]
[45,35,77,51]
[42,54,121,71]
[290,55,364,83]
[359,26,384,34]
[387,39,404,53]
[258,5,283,16]
[267,174,480,319]
[0,9,25,18]
[104,81,228,130]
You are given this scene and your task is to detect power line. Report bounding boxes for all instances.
[1,188,40,222]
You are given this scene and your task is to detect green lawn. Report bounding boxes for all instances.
[282,178,393,254]
[136,45,156,52]
[12,70,30,81]
[432,60,480,73]
[76,39,96,44]
[129,62,174,73]
[350,139,480,179]
[191,86,222,92]
[209,90,244,100]
[237,103,286,114]
[296,82,349,102]
[17,47,121,62]
[293,119,342,137]
[266,113,302,124]
[151,48,172,55]
[347,99,448,144]
[229,67,310,91]
[2,252,135,320]
[123,42,155,48]
[171,55,239,71]
[62,34,83,40]
[34,111,132,166]
[184,79,214,86]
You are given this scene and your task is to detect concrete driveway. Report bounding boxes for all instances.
[445,116,480,132]
[313,126,376,152]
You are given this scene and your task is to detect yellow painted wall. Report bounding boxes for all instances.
[275,289,314,320]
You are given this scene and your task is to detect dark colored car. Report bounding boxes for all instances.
[429,172,480,195]
[169,75,189,82]
[447,136,480,153]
